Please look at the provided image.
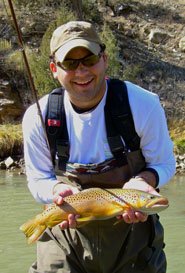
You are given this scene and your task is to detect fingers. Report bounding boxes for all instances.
[53,185,80,205]
[117,210,148,224]
[58,214,80,230]
[123,179,161,196]
[53,195,63,205]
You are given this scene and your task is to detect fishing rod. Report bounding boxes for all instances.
[7,0,51,155]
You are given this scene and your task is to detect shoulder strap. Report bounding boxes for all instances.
[45,87,69,167]
[105,79,140,166]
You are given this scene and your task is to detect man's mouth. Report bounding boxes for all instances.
[73,78,93,86]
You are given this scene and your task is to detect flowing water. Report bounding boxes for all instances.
[0,171,184,273]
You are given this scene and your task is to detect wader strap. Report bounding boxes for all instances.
[105,79,141,167]
[45,87,69,167]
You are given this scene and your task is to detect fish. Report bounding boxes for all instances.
[20,188,169,244]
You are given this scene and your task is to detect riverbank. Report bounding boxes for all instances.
[0,153,184,175]
[0,122,184,174]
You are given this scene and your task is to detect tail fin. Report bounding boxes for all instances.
[20,217,46,244]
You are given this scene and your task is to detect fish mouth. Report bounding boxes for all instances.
[146,197,169,209]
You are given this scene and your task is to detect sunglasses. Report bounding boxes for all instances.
[56,50,104,71]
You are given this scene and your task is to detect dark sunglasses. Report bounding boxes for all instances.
[56,50,104,71]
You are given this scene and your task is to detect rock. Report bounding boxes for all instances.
[117,4,132,16]
[179,155,185,161]
[0,161,6,170]
[149,29,170,44]
[21,27,29,35]
[175,154,185,174]
[4,156,14,169]
[140,24,153,39]
[179,37,185,52]
[18,171,25,175]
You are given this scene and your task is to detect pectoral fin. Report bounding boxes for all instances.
[113,218,124,226]
[76,216,95,227]
[106,201,128,216]
[76,216,95,222]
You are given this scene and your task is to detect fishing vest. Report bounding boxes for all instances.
[45,79,146,175]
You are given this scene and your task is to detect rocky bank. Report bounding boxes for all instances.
[0,153,184,175]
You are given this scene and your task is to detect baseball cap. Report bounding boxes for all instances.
[50,21,102,62]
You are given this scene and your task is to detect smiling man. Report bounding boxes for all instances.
[22,21,176,273]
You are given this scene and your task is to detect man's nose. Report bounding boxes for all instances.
[75,62,89,74]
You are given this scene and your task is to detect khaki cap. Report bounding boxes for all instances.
[50,21,102,62]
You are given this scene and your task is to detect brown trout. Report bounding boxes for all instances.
[20,188,169,244]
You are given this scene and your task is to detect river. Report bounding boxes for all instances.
[0,171,184,273]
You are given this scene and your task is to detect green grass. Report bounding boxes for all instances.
[0,39,12,51]
[0,123,23,159]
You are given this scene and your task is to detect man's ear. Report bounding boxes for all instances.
[50,62,58,79]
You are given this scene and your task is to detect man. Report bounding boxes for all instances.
[22,21,176,273]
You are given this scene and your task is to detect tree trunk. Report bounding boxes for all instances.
[72,0,83,20]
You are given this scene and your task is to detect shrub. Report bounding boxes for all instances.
[28,1,121,97]
[122,63,144,82]
[99,23,122,78]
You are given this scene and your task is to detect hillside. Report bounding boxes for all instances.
[0,0,185,120]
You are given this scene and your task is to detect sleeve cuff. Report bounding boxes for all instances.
[143,167,159,188]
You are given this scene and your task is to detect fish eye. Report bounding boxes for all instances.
[149,195,155,199]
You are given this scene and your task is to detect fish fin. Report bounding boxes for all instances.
[76,216,95,222]
[106,201,127,216]
[76,216,95,227]
[113,218,124,226]
[20,218,46,244]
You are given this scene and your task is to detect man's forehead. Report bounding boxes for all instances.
[65,47,92,59]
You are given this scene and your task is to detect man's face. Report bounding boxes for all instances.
[50,47,108,109]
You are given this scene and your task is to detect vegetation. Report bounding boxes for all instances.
[99,23,122,78]
[169,119,185,154]
[0,39,12,51]
[6,49,25,72]
[0,124,23,159]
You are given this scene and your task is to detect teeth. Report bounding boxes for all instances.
[75,79,92,84]
[77,81,88,84]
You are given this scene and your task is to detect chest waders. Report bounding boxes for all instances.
[28,80,166,273]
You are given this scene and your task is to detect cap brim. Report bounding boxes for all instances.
[55,39,101,62]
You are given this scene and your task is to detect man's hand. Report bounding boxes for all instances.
[117,177,161,224]
[53,183,80,229]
